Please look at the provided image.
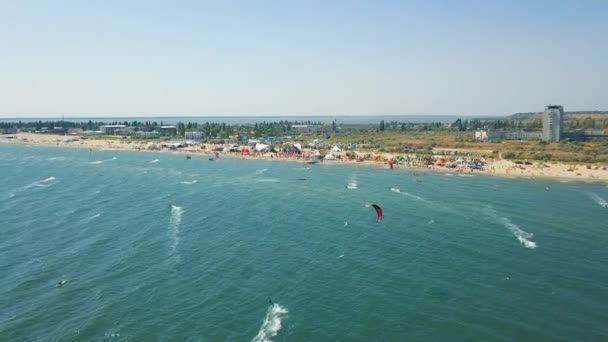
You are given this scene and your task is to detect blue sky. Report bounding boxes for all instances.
[1,0,607,117]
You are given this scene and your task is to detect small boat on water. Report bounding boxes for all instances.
[186,156,191,159]
[305,160,319,165]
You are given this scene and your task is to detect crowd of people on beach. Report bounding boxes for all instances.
[4,132,608,181]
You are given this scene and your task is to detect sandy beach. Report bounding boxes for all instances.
[3,133,608,182]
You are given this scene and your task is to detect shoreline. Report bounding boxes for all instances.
[2,133,608,183]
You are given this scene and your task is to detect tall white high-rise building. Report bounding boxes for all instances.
[542,105,564,142]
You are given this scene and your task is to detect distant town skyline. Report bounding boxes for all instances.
[1,1,607,118]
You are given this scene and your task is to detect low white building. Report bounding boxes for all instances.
[475,130,488,140]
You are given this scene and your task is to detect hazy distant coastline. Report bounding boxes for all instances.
[0,115,466,125]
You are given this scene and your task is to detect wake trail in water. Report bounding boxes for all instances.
[252,304,288,342]
[9,177,57,197]
[588,192,608,208]
[346,176,358,190]
[256,178,280,182]
[393,189,425,202]
[169,205,183,254]
[486,207,537,249]
[391,189,468,219]
[502,217,537,249]
[90,157,117,164]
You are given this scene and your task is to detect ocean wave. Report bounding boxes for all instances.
[252,304,288,342]
[390,187,400,193]
[588,193,608,208]
[48,157,66,161]
[254,169,268,175]
[169,205,183,254]
[180,180,198,185]
[149,159,159,163]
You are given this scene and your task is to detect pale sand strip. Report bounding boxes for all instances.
[3,133,608,182]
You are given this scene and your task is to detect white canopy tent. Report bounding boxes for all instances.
[255,143,270,152]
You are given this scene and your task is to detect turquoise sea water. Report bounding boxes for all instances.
[1,143,607,341]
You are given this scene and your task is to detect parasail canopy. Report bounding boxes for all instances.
[365,203,383,222]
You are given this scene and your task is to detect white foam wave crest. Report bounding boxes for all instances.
[48,157,66,161]
[390,187,400,193]
[499,216,537,249]
[169,205,183,254]
[254,169,268,175]
[149,159,159,163]
[252,304,288,342]
[588,193,608,208]
[458,174,475,177]
[91,213,101,219]
[180,180,198,185]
